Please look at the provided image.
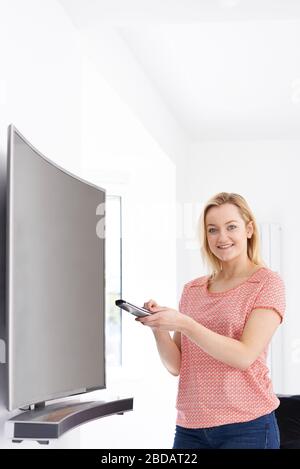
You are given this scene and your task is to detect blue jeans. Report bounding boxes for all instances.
[173,411,280,449]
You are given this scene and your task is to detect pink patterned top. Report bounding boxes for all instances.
[176,267,286,428]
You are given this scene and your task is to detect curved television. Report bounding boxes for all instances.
[6,125,106,411]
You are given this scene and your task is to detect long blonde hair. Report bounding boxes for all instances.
[198,192,266,278]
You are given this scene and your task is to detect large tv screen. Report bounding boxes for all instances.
[6,125,105,411]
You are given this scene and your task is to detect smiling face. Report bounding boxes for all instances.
[205,203,253,264]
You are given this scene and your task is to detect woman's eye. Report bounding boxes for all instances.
[208,225,237,233]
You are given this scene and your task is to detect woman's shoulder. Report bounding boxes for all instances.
[250,266,284,283]
[183,275,210,290]
[246,267,285,297]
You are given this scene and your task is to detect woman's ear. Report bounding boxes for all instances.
[247,221,254,238]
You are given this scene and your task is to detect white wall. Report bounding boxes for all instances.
[0,0,82,448]
[65,24,189,169]
[180,140,300,395]
[78,56,178,449]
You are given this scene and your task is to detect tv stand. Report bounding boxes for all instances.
[6,397,134,444]
[34,401,46,410]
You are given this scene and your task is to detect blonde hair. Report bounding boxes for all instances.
[198,192,266,278]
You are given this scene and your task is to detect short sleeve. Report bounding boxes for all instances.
[252,272,286,323]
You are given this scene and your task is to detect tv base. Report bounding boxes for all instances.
[5,397,134,444]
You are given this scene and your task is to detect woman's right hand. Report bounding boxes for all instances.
[143,299,161,313]
[139,299,169,335]
[140,299,163,331]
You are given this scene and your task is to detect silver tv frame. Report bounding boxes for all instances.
[6,125,106,411]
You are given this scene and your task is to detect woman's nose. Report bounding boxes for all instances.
[217,234,232,243]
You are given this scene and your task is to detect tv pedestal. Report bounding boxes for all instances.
[5,397,134,444]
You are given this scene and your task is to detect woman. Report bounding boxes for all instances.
[136,192,285,449]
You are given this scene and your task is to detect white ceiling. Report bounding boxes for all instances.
[59,0,300,141]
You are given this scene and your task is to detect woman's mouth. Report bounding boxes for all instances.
[217,244,234,250]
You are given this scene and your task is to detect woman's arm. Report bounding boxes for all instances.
[152,330,181,376]
[181,308,281,370]
[138,307,281,370]
[141,299,181,376]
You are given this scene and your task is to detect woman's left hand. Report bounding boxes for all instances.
[136,307,186,332]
